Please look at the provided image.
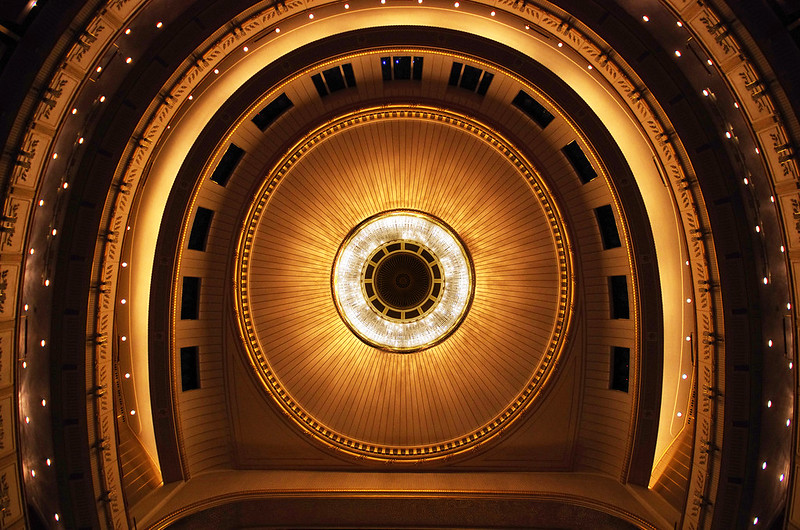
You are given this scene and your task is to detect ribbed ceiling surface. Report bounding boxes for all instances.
[237,108,571,457]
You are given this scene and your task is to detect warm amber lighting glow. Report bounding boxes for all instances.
[332,210,473,352]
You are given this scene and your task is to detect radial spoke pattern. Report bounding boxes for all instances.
[238,109,570,456]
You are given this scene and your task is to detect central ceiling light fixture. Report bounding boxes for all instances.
[332,210,474,352]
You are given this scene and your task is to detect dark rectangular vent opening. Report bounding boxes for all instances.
[448,62,463,86]
[610,346,630,392]
[412,56,423,80]
[252,93,293,131]
[187,207,214,251]
[312,64,357,98]
[448,62,493,95]
[562,140,598,184]
[382,56,424,82]
[322,66,346,92]
[459,65,482,91]
[594,204,622,249]
[476,72,494,96]
[609,275,630,319]
[394,56,411,80]
[311,73,328,97]
[209,143,245,186]
[342,63,357,87]
[381,57,392,80]
[180,346,200,391]
[512,90,555,128]
[181,276,200,320]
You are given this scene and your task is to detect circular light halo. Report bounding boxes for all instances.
[332,210,474,352]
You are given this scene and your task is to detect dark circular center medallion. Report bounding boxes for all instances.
[375,252,432,309]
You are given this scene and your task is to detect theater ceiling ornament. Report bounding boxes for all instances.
[0,0,798,528]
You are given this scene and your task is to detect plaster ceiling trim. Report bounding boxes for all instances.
[113,0,698,484]
[10,0,788,520]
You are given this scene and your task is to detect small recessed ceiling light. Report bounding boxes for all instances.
[22,361,26,368]
[31,469,36,477]
[725,131,732,139]
[44,279,50,287]
[213,68,219,74]
[685,260,689,265]
[763,277,768,284]
[676,21,683,27]
[62,182,68,189]
[707,59,713,66]
[23,304,28,311]
[768,340,773,347]
[642,15,649,22]
[788,418,792,426]
[557,42,563,47]
[46,458,51,466]
[781,245,785,253]
[188,95,193,100]
[99,95,106,102]
[677,412,683,417]
[96,66,103,73]
[780,474,785,482]
[71,108,77,115]
[755,147,760,154]
[734,102,740,109]
[156,21,163,28]
[126,57,132,64]
[686,298,692,303]
[25,416,30,424]
[29,248,34,255]
[121,336,127,342]
[78,137,84,144]
[52,153,58,160]
[40,339,45,347]
[587,64,593,69]
[125,372,131,379]
[41,399,46,406]
[51,228,57,236]
[276,27,281,32]
[762,461,767,469]
[770,196,775,203]
[702,89,709,97]
[125,28,131,35]
[787,302,792,310]
[121,262,128,268]
[243,46,249,51]
[685,336,691,341]
[308,13,314,18]
[674,50,682,57]
[345,3,350,7]
[753,516,759,525]
[743,177,749,185]
[768,400,772,407]
[38,199,44,207]
[130,409,136,415]
[682,373,687,379]
[120,298,127,305]
[490,10,496,16]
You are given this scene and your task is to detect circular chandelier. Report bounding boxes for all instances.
[332,210,474,352]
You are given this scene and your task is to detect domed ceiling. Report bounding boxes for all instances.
[0,0,798,528]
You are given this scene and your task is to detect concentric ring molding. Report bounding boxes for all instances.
[332,209,475,351]
[234,105,574,461]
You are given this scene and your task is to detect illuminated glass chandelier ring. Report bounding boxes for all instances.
[332,209,474,352]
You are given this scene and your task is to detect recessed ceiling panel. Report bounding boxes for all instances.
[235,106,574,461]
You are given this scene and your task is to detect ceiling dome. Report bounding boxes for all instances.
[235,106,572,459]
